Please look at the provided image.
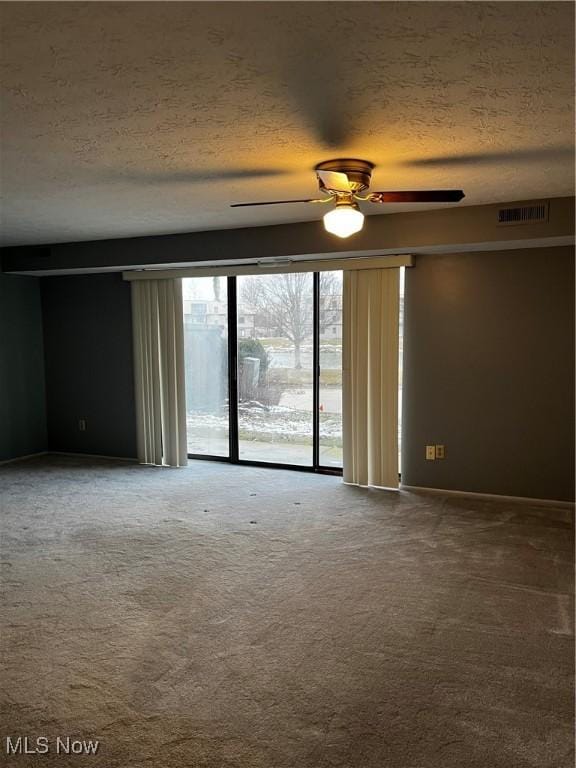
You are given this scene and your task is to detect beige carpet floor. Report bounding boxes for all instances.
[1,455,574,767]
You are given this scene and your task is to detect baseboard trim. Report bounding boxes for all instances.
[343,481,399,492]
[400,484,575,509]
[0,451,48,466]
[48,451,138,463]
[3,457,573,507]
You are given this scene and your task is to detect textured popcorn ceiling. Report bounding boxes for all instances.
[1,1,574,247]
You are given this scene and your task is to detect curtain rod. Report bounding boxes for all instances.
[123,254,414,281]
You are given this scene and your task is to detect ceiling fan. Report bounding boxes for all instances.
[231,159,465,238]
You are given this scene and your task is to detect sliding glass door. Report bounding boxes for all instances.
[183,271,343,472]
[318,271,343,467]
[183,277,229,457]
[237,273,314,465]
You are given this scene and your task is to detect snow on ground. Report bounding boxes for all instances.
[187,405,342,442]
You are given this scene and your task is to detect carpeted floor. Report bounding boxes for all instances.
[0,455,573,767]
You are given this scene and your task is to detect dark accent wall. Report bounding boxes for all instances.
[0,274,47,461]
[402,246,575,501]
[41,273,137,458]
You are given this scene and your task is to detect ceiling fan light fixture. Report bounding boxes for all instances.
[323,201,364,238]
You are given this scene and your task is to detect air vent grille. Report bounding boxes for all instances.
[497,202,549,225]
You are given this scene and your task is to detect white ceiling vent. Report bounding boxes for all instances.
[497,202,549,225]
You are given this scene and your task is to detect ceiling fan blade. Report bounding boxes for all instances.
[107,168,288,184]
[231,198,322,207]
[368,190,465,203]
[281,35,357,148]
[403,146,574,168]
[317,170,351,193]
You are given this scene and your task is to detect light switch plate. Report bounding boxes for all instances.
[426,445,436,460]
[435,445,445,459]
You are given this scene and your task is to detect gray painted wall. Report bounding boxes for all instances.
[401,246,575,501]
[41,273,137,458]
[0,273,47,461]
[5,244,573,500]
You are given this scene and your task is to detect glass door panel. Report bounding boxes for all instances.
[398,266,405,473]
[182,277,229,457]
[236,273,314,465]
[318,271,343,467]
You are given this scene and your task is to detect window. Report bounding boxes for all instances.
[318,271,343,467]
[237,273,314,466]
[183,278,229,457]
[398,266,405,473]
[182,270,348,473]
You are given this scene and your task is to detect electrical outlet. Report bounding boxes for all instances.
[425,445,436,460]
[435,445,445,459]
[78,418,87,432]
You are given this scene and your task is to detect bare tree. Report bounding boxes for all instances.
[319,271,342,338]
[240,272,341,369]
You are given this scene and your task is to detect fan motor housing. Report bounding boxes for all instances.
[315,158,374,193]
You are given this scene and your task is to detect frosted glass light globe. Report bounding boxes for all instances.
[323,204,364,238]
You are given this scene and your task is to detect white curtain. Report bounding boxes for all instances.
[342,268,400,488]
[131,279,187,467]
